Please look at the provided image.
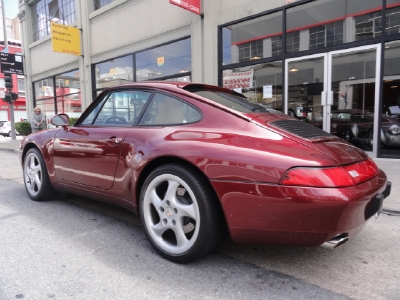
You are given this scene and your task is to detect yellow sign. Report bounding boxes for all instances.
[157,56,164,67]
[51,22,81,56]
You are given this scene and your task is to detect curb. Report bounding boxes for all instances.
[0,148,20,154]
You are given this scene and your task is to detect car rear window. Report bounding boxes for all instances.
[184,86,268,113]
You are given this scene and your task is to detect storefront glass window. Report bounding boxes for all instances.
[386,0,400,35]
[94,55,134,89]
[164,75,191,82]
[33,69,81,122]
[31,0,76,42]
[222,11,283,64]
[55,70,82,118]
[94,0,116,10]
[222,61,282,109]
[286,0,383,53]
[34,77,54,101]
[17,77,25,97]
[34,98,55,129]
[286,32,300,53]
[135,38,191,81]
[382,41,400,156]
[355,11,382,40]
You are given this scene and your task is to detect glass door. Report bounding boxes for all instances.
[328,45,381,156]
[285,45,381,157]
[285,54,328,130]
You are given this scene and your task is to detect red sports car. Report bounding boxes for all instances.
[20,82,391,263]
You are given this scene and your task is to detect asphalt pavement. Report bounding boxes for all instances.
[1,135,398,212]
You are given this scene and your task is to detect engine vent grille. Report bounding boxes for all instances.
[270,120,333,140]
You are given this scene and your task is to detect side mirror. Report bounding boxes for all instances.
[51,114,69,128]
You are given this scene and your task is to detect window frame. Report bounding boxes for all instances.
[31,0,77,42]
[138,92,203,126]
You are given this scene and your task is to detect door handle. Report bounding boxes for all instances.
[104,137,123,145]
[321,91,327,106]
[327,91,333,105]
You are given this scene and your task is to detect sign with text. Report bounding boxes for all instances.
[51,22,81,56]
[0,53,24,75]
[223,70,254,90]
[169,0,201,15]
[263,85,273,98]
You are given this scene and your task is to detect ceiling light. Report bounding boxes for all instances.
[289,66,298,72]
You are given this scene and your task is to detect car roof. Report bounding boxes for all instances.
[100,81,233,94]
[95,81,262,119]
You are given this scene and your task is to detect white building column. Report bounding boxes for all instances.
[18,2,34,118]
[78,0,93,109]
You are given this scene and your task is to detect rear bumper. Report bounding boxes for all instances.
[212,170,390,247]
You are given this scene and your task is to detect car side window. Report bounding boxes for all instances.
[81,90,151,126]
[138,93,201,125]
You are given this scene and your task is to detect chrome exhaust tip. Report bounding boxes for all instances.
[321,233,349,250]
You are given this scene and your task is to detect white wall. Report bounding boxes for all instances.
[0,111,7,121]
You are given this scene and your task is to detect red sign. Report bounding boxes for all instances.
[169,0,201,15]
[223,70,254,90]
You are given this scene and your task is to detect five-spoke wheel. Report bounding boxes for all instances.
[140,164,224,263]
[23,148,58,201]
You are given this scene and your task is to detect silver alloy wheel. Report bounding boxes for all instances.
[24,152,43,197]
[142,173,200,255]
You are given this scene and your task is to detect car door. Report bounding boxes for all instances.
[53,89,152,189]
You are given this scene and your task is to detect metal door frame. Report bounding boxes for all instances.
[285,44,381,157]
[285,53,329,127]
[327,44,381,157]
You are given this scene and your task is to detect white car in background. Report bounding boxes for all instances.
[0,121,18,137]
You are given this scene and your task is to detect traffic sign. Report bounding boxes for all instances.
[0,53,24,75]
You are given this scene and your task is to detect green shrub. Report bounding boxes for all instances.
[69,117,79,126]
[15,122,32,136]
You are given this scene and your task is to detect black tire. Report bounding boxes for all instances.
[367,129,385,150]
[23,148,59,201]
[343,127,353,143]
[7,131,11,137]
[140,163,225,263]
[288,109,297,118]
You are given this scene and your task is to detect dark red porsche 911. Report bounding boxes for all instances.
[20,82,391,263]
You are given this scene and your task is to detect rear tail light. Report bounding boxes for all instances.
[279,158,379,188]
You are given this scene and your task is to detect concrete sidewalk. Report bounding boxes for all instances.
[0,136,23,153]
[1,135,399,212]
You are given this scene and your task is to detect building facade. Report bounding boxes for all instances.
[18,0,400,158]
[0,6,25,122]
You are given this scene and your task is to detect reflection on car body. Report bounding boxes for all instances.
[19,82,391,263]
